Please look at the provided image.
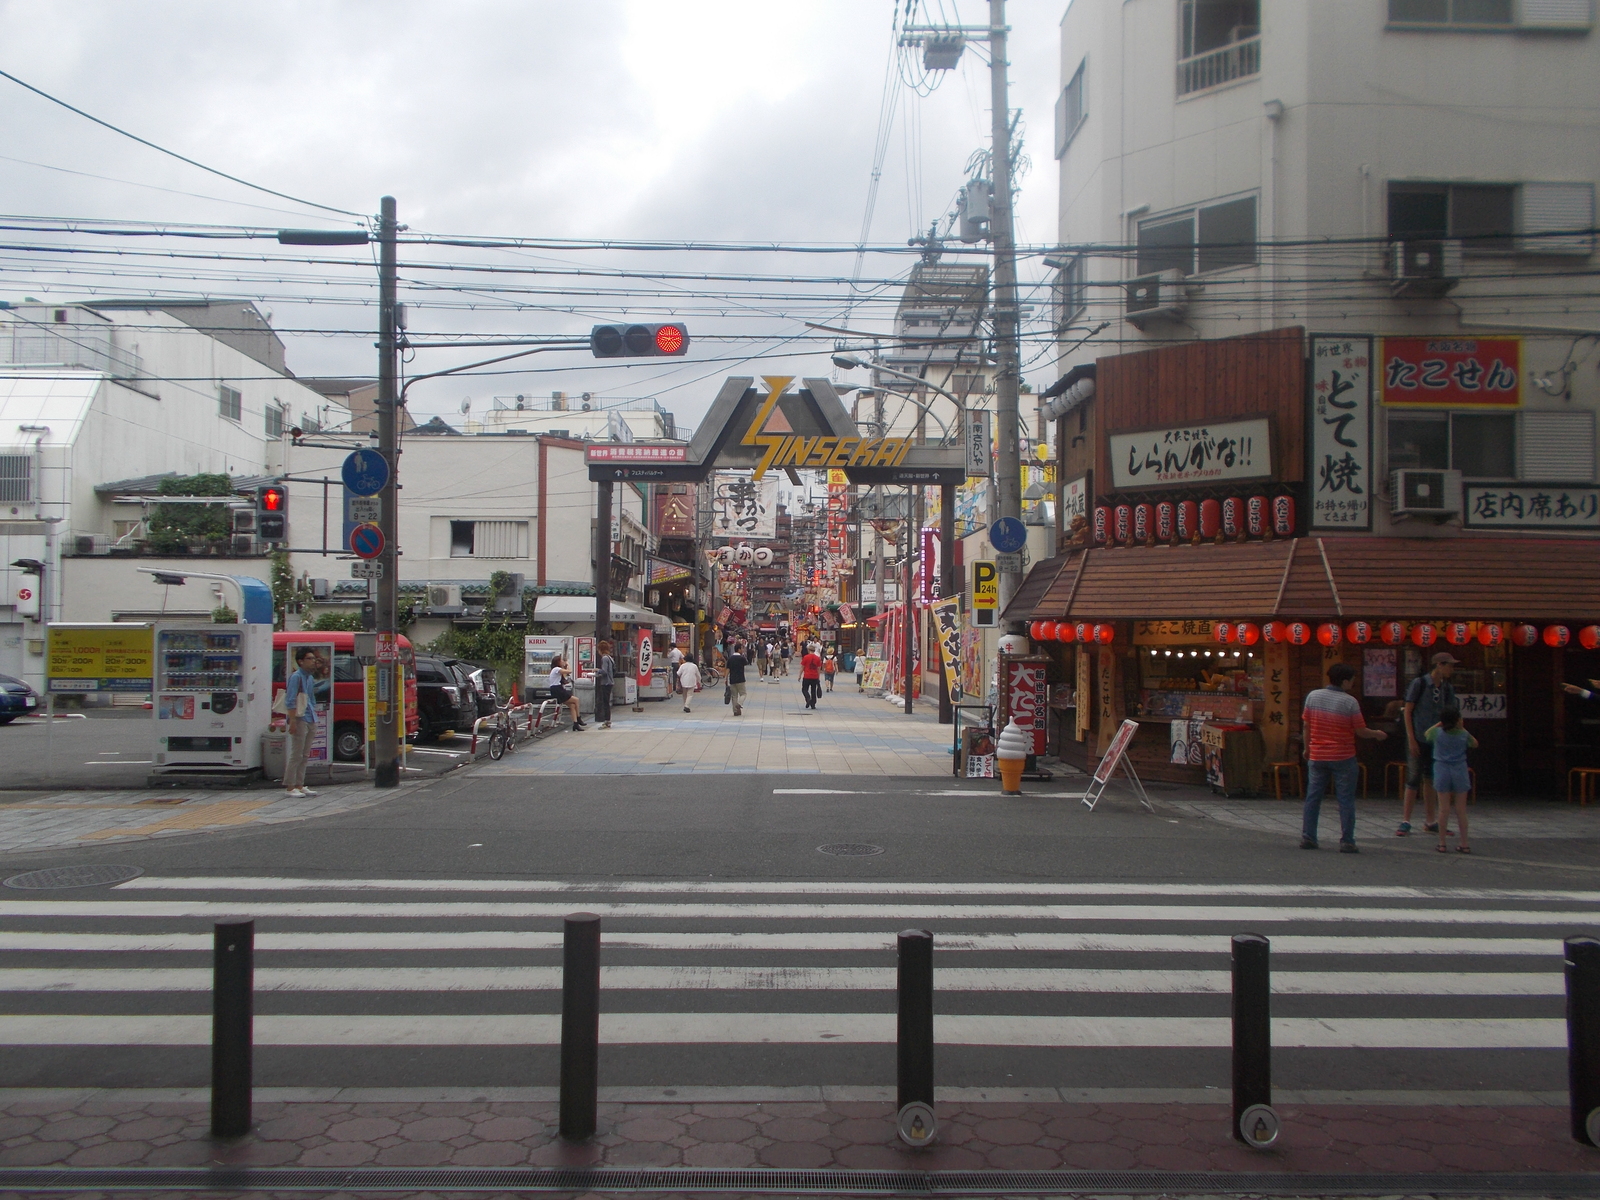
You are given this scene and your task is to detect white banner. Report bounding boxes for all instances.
[1464,485,1600,530]
[965,409,992,478]
[1310,335,1373,531]
[1109,418,1272,489]
[710,472,779,540]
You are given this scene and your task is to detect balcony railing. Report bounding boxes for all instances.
[1177,36,1261,96]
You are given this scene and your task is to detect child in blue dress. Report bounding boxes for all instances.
[1426,706,1477,854]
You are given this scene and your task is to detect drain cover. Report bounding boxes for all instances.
[818,843,884,857]
[4,864,144,890]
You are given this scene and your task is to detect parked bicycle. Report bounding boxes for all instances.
[475,698,563,760]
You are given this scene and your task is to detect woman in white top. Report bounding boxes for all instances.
[677,656,702,713]
[547,656,585,731]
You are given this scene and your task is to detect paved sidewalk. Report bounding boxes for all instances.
[1164,793,1600,845]
[0,1091,1595,1175]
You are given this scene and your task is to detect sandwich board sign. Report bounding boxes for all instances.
[1082,718,1153,812]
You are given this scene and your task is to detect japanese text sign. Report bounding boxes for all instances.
[1310,335,1373,531]
[46,624,153,693]
[1464,485,1600,530]
[710,471,778,540]
[1109,418,1272,489]
[1380,337,1522,407]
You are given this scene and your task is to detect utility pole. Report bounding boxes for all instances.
[988,0,1024,618]
[374,196,400,789]
[594,480,612,663]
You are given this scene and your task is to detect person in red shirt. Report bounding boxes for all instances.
[800,642,824,710]
[1301,662,1387,852]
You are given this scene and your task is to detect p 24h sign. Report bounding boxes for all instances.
[971,561,998,628]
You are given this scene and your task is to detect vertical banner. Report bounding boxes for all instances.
[636,628,654,690]
[1004,657,1048,756]
[365,664,378,765]
[1260,641,1290,763]
[919,527,940,604]
[1310,335,1373,530]
[931,597,963,703]
[965,408,993,478]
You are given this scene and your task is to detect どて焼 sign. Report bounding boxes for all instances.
[1110,418,1272,490]
[1310,335,1373,532]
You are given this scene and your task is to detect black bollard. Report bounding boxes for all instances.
[210,918,254,1139]
[559,912,602,1141]
[1231,933,1278,1148]
[896,929,937,1147]
[1566,936,1600,1146]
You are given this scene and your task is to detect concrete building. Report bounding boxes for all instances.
[464,393,679,441]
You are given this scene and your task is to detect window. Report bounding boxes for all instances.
[1389,0,1513,25]
[1388,182,1515,250]
[218,385,242,422]
[264,404,285,439]
[1521,183,1596,256]
[1387,411,1516,477]
[1178,0,1260,95]
[1054,59,1086,158]
[1136,196,1257,276]
[300,414,322,434]
[0,454,30,504]
[1053,255,1088,328]
[449,521,475,557]
[447,519,528,558]
[1520,410,1596,481]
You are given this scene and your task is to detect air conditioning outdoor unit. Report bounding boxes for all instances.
[231,508,257,534]
[230,534,256,555]
[1392,469,1463,517]
[1389,240,1462,298]
[71,534,110,556]
[1124,269,1189,329]
[427,583,464,614]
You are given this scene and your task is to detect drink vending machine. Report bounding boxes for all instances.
[151,621,273,775]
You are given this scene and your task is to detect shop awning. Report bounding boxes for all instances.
[533,596,672,631]
[1000,556,1070,622]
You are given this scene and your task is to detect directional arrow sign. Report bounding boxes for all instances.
[349,521,385,560]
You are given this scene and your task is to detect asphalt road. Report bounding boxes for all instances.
[0,767,1595,1097]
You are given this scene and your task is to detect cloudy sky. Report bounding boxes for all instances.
[1,1,1063,431]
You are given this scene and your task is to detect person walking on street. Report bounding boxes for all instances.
[283,647,321,798]
[823,649,837,692]
[668,643,685,697]
[1427,706,1477,853]
[1399,651,1459,837]
[548,656,584,730]
[1301,663,1387,852]
[595,640,615,729]
[779,640,791,676]
[800,642,823,709]
[725,642,748,716]
[677,655,702,712]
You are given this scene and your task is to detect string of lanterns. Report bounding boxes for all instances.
[1026,620,1600,649]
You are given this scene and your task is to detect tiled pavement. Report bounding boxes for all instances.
[1162,792,1600,844]
[1,1091,1596,1175]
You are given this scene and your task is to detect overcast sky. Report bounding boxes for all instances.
[1,1,1063,430]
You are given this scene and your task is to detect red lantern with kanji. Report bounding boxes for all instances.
[1272,495,1296,537]
[1477,622,1504,647]
[1199,498,1222,540]
[1176,500,1198,542]
[1511,623,1540,647]
[1317,622,1341,647]
[1234,621,1261,646]
[1581,626,1600,651]
[1075,622,1093,644]
[1214,622,1234,644]
[1410,623,1437,647]
[1054,622,1075,643]
[1381,621,1407,646]
[1221,497,1242,539]
[1155,501,1175,542]
[1093,623,1115,645]
[1445,621,1472,646]
[1029,621,1047,641]
[1093,507,1109,546]
[1247,495,1267,538]
[1544,624,1571,648]
[1114,504,1132,545]
[1133,503,1153,544]
[1345,620,1373,645]
[1287,621,1312,646]
[1263,621,1289,644]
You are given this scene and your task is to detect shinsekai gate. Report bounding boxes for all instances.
[581,375,968,714]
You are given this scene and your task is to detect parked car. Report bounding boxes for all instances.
[413,655,479,740]
[272,632,419,763]
[0,673,39,724]
[459,664,499,717]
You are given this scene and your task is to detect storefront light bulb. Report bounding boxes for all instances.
[1204,650,1211,656]
[1164,649,1171,657]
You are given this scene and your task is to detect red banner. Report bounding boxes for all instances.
[1379,337,1521,407]
[636,628,654,689]
[1005,659,1048,755]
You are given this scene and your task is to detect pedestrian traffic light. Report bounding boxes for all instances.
[256,484,287,542]
[590,323,690,358]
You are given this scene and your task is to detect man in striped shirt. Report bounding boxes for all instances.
[1301,663,1388,852]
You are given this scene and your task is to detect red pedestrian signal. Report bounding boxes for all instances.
[256,484,288,542]
[590,323,690,358]
[258,486,286,512]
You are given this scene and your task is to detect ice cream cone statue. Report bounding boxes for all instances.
[996,718,1029,795]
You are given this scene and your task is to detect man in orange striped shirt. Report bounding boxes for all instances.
[1301,663,1388,853]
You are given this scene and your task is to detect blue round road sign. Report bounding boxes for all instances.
[349,521,385,560]
[342,449,390,497]
[988,516,1027,554]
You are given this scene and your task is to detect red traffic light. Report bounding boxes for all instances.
[258,486,286,512]
[590,322,690,358]
[654,324,684,354]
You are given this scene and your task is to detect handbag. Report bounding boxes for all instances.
[724,683,732,704]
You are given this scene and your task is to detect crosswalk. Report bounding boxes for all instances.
[1,876,1593,1091]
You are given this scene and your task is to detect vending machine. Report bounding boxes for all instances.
[151,622,273,776]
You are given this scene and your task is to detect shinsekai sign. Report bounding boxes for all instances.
[586,375,967,485]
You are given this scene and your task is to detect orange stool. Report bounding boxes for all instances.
[1568,767,1600,806]
[1268,761,1302,800]
[1385,760,1407,798]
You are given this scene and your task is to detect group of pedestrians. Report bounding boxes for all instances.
[1300,651,1475,854]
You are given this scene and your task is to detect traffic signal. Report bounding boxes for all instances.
[590,322,689,358]
[256,484,287,542]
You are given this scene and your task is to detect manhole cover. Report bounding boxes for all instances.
[4,864,144,890]
[818,843,884,857]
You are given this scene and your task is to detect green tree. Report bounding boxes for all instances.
[145,473,237,554]
[310,612,364,632]
[270,549,310,631]
[425,618,538,697]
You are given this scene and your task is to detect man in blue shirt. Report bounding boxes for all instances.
[283,647,321,798]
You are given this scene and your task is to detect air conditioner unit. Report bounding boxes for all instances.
[1124,269,1188,329]
[231,509,257,535]
[230,534,256,555]
[491,572,526,612]
[71,534,110,556]
[427,583,464,614]
[1389,240,1462,298]
[1392,469,1463,517]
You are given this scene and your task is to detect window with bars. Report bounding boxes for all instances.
[218,384,242,422]
[0,454,31,504]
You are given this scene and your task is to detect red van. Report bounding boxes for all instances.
[272,632,421,762]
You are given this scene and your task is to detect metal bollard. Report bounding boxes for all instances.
[559,912,602,1141]
[896,929,937,1148]
[1231,932,1278,1149]
[1566,936,1600,1146]
[210,918,254,1139]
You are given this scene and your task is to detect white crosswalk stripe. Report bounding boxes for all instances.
[0,877,1590,1091]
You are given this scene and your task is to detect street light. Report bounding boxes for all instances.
[831,354,960,444]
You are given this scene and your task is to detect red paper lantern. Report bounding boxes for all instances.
[1381,621,1408,646]
[1155,501,1175,542]
[1287,621,1312,646]
[1317,622,1342,647]
[1544,624,1571,648]
[1263,621,1289,644]
[1580,626,1600,651]
[1199,498,1222,540]
[1114,504,1133,545]
[1092,507,1109,546]
[1221,497,1243,539]
[1133,503,1153,543]
[1075,622,1093,644]
[1410,623,1437,647]
[1093,623,1115,645]
[1271,495,1295,537]
[1345,620,1373,645]
[1214,622,1234,644]
[1176,500,1198,542]
[1246,495,1267,538]
[1477,622,1504,647]
[1445,621,1472,646]
[1234,621,1260,646]
[1029,621,1046,641]
[1511,623,1540,647]
[1055,622,1076,643]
